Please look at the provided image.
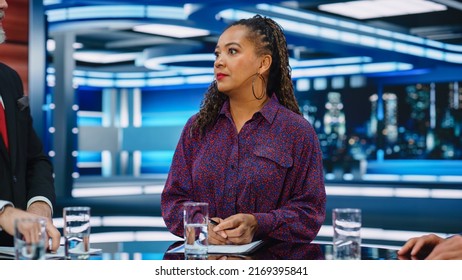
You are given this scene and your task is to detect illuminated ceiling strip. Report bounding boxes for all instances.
[291,56,372,67]
[45,5,187,22]
[133,24,210,38]
[292,62,413,78]
[44,0,62,5]
[255,4,462,53]
[318,0,447,20]
[74,52,140,64]
[143,54,215,70]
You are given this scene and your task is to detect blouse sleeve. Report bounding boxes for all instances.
[253,127,326,243]
[160,117,196,238]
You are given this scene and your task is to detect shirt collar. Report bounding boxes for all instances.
[219,93,280,124]
[259,93,279,124]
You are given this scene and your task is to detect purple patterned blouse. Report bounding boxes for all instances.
[161,94,326,243]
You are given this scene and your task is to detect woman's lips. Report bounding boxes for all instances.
[216,73,227,80]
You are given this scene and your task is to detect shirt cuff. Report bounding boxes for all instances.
[0,200,14,232]
[252,212,274,239]
[27,196,54,216]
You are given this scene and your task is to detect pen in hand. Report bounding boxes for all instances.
[210,219,228,239]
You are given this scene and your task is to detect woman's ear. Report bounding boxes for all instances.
[259,54,272,75]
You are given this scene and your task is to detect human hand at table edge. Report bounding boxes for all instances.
[27,202,62,253]
[425,234,462,260]
[0,205,61,252]
[212,213,258,245]
[397,233,462,260]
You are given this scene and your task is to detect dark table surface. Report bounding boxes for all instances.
[88,239,400,260]
[0,239,400,260]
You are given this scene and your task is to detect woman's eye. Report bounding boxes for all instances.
[228,48,237,55]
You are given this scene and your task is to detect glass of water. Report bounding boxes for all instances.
[63,206,91,260]
[14,217,47,260]
[332,208,362,260]
[183,202,208,258]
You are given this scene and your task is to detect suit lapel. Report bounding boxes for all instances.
[0,92,17,170]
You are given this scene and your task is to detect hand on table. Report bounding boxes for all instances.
[397,233,462,260]
[0,205,59,252]
[27,202,61,252]
[208,217,228,245]
[211,213,258,245]
[425,235,462,260]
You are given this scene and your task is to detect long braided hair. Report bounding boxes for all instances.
[191,14,301,137]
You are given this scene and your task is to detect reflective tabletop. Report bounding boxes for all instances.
[89,240,399,260]
[0,239,399,260]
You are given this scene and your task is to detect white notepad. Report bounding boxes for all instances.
[167,240,264,255]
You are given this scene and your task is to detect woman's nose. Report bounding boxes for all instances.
[214,56,224,68]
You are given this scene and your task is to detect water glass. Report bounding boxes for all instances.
[14,217,47,260]
[332,208,361,260]
[183,202,208,257]
[63,206,91,260]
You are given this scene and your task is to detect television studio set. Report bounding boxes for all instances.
[1,0,461,262]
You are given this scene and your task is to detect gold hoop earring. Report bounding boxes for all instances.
[252,73,266,100]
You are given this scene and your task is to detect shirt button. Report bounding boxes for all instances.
[12,176,17,183]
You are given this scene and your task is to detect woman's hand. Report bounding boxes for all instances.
[208,217,228,245]
[212,213,258,245]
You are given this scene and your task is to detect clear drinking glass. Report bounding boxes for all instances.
[63,206,91,260]
[14,217,47,260]
[183,202,209,258]
[332,208,362,260]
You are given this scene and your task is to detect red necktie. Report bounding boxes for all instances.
[0,102,9,151]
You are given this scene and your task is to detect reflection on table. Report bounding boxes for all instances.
[89,239,399,260]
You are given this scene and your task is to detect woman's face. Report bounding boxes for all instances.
[214,25,262,97]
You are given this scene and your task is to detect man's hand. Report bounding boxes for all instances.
[425,235,462,260]
[398,234,445,259]
[27,202,61,252]
[0,201,62,253]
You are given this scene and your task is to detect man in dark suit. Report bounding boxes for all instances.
[0,0,60,251]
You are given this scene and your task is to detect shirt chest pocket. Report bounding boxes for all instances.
[251,145,293,187]
[237,145,293,212]
[253,145,293,169]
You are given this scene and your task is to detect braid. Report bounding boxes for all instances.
[260,17,301,115]
[191,15,301,137]
[190,82,227,137]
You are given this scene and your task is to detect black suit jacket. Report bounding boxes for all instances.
[0,62,55,246]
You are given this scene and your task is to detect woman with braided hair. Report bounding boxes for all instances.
[161,15,326,245]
